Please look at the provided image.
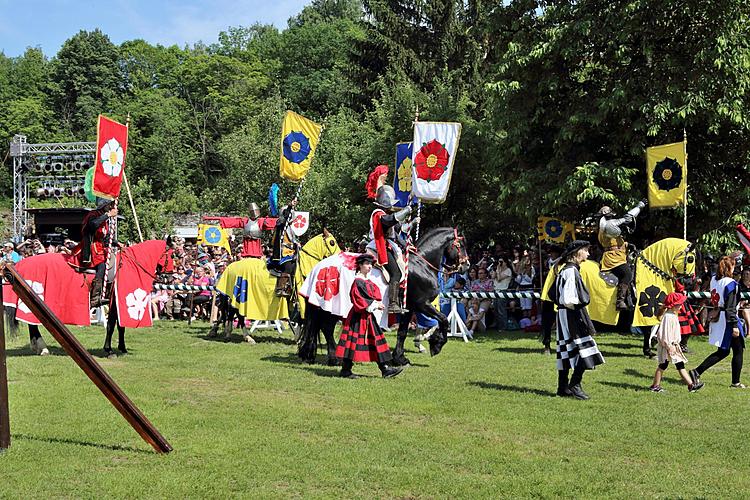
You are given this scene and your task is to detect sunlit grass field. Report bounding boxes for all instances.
[1,320,749,498]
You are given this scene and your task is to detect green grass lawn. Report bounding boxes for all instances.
[1,321,749,498]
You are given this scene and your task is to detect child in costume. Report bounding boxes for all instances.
[649,292,705,393]
[336,253,404,379]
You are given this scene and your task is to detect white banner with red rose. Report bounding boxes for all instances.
[410,121,462,203]
[299,252,389,327]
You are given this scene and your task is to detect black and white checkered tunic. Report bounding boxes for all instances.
[553,263,605,371]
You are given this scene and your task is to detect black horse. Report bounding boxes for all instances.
[298,227,469,366]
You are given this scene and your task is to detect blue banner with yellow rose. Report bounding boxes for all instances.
[279,111,322,182]
[393,142,416,208]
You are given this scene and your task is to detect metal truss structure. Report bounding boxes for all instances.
[9,134,95,242]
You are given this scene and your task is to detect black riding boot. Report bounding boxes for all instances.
[567,364,590,400]
[387,281,406,314]
[90,277,103,308]
[557,370,572,397]
[379,362,404,379]
[615,283,630,311]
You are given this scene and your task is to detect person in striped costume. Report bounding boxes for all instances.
[551,240,605,400]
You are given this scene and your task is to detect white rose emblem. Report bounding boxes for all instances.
[126,288,150,321]
[100,137,124,177]
[19,280,44,314]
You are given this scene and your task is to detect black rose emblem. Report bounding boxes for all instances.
[653,157,682,191]
[639,285,667,318]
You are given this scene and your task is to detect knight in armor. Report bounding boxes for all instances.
[269,198,299,297]
[365,165,413,314]
[210,202,277,258]
[598,199,647,310]
[79,198,118,307]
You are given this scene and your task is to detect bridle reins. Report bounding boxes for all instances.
[407,228,467,275]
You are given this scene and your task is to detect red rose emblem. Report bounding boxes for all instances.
[315,266,340,300]
[414,139,450,182]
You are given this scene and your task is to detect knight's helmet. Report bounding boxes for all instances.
[248,202,261,219]
[598,205,615,220]
[374,185,397,211]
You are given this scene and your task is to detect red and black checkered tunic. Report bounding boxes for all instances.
[335,276,393,364]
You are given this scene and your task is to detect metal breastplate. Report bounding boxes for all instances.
[243,218,261,239]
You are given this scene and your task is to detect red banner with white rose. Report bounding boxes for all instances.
[410,121,462,204]
[93,114,128,199]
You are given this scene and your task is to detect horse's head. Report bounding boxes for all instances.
[444,228,470,273]
[672,241,696,278]
[157,247,175,274]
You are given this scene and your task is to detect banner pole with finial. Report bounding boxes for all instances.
[683,128,688,241]
[123,113,144,242]
[413,106,422,241]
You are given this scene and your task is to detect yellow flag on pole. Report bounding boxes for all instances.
[537,216,575,243]
[279,111,322,182]
[646,141,686,208]
[197,224,231,253]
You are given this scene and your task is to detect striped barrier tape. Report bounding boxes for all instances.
[150,285,748,301]
[153,283,216,292]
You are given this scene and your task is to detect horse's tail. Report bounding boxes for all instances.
[296,300,318,363]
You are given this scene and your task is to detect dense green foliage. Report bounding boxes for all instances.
[4,322,750,497]
[2,0,750,250]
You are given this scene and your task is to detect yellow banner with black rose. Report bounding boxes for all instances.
[646,141,686,208]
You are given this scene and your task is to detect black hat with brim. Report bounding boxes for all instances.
[356,253,376,266]
[96,197,115,210]
[560,240,591,261]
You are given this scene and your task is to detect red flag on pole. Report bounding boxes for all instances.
[93,115,128,199]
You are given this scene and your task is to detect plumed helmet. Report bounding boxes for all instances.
[248,202,260,219]
[598,205,613,216]
[374,185,397,210]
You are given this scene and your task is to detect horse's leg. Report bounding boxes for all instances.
[224,306,235,339]
[322,311,340,366]
[117,323,127,354]
[208,295,223,337]
[104,304,117,356]
[414,301,449,357]
[240,314,256,344]
[390,313,412,366]
[28,324,49,355]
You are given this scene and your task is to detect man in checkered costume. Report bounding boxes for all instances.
[551,240,605,400]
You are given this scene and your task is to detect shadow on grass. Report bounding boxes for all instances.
[469,381,556,397]
[598,350,644,358]
[606,342,643,350]
[4,345,112,359]
[13,433,152,454]
[623,368,681,385]
[494,346,547,355]
[598,381,648,392]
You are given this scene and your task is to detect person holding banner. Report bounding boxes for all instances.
[597,200,647,310]
[75,198,118,307]
[268,198,299,297]
[365,166,414,314]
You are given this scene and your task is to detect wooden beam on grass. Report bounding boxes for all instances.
[1,263,171,453]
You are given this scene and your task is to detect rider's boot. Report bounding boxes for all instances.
[275,273,292,298]
[387,281,406,314]
[615,282,630,311]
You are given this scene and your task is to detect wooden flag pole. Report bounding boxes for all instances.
[1,263,171,453]
[0,275,10,452]
[124,114,144,242]
[683,128,688,241]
